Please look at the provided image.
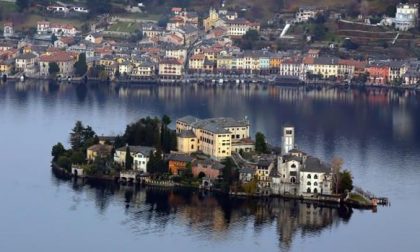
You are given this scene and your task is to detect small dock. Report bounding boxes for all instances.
[372,197,390,206]
[354,186,390,206]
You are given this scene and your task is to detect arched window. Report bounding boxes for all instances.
[291,164,296,168]
[314,188,318,194]
[307,174,311,179]
[307,181,311,186]
[314,174,318,179]
[290,177,296,183]
[307,188,311,193]
[314,182,318,186]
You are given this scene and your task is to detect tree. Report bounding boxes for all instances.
[125,146,133,170]
[160,115,176,153]
[16,0,31,12]
[51,34,58,44]
[70,121,85,150]
[51,142,66,161]
[69,121,97,151]
[342,38,359,50]
[71,151,85,165]
[57,155,71,171]
[48,62,60,76]
[147,149,166,174]
[236,29,261,50]
[184,162,193,178]
[331,157,344,194]
[311,24,327,41]
[87,0,111,17]
[158,16,170,28]
[221,157,238,191]
[243,29,259,41]
[162,115,171,126]
[339,170,353,193]
[385,5,396,17]
[255,132,268,153]
[74,53,88,77]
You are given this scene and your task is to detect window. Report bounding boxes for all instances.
[314,182,318,186]
[307,174,311,179]
[307,181,311,186]
[291,164,296,168]
[290,177,296,183]
[307,188,311,193]
[314,174,318,179]
[314,188,318,194]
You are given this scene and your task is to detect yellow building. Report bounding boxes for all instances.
[176,116,250,160]
[255,159,275,188]
[188,54,205,71]
[216,56,232,71]
[0,61,11,74]
[86,144,113,161]
[270,57,281,70]
[203,8,219,32]
[311,57,339,79]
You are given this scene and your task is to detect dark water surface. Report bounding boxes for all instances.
[1,81,419,251]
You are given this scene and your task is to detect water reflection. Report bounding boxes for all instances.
[54,170,352,251]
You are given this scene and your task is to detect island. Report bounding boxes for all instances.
[51,115,388,209]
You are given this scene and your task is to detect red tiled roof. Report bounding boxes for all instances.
[190,54,205,60]
[160,58,182,65]
[39,51,76,62]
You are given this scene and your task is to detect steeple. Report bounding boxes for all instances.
[282,126,295,154]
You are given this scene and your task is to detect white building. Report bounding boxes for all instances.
[72,6,89,13]
[3,22,13,38]
[273,126,333,196]
[114,146,156,173]
[295,7,319,23]
[282,126,295,154]
[299,157,332,195]
[395,3,418,31]
[47,5,70,13]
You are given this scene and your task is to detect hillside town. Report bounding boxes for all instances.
[0,1,419,86]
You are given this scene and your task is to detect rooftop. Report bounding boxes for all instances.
[302,156,331,173]
[117,145,155,156]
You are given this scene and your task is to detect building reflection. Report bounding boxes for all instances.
[55,171,353,250]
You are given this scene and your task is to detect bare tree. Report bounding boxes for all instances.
[331,157,343,194]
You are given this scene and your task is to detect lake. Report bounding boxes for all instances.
[0,81,419,251]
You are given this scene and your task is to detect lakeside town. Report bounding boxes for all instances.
[52,115,388,209]
[0,1,419,87]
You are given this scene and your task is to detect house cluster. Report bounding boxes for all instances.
[0,3,419,85]
[203,7,260,37]
[81,115,335,197]
[171,115,335,197]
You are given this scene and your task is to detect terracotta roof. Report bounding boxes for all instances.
[160,58,182,65]
[39,51,76,62]
[190,54,205,60]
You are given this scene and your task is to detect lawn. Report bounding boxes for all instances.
[349,193,371,205]
[108,22,138,33]
[0,1,17,13]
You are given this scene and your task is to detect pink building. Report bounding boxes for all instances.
[192,159,224,179]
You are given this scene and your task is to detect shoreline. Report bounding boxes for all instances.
[51,163,376,210]
[8,76,419,91]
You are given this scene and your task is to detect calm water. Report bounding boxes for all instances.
[1,81,420,251]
